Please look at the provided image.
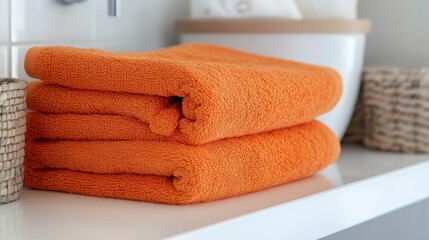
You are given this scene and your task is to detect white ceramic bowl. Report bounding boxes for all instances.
[177,19,372,139]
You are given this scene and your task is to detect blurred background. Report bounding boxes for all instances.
[1,0,429,79]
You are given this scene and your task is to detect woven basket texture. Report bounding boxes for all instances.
[0,79,27,204]
[344,67,429,152]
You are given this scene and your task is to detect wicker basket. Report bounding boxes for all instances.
[0,79,27,204]
[344,67,429,152]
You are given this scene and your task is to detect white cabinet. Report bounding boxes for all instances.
[0,0,8,77]
[11,0,94,42]
[94,0,146,41]
[11,41,148,80]
[0,0,9,43]
[10,0,189,44]
[2,0,189,78]
[11,45,48,80]
[94,0,189,48]
[0,46,8,77]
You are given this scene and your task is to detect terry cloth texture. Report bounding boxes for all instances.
[24,43,342,204]
[25,43,342,145]
[25,121,340,205]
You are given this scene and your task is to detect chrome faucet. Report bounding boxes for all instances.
[108,0,121,17]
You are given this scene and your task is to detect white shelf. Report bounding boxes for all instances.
[1,144,429,240]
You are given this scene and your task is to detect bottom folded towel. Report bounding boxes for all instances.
[24,121,340,204]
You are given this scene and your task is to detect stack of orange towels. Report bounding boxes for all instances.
[24,43,342,204]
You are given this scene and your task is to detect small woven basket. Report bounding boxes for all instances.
[344,67,429,152]
[0,79,27,204]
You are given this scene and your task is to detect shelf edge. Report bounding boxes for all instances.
[169,160,429,240]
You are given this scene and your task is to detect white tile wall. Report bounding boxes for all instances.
[94,0,189,46]
[11,41,149,80]
[11,44,53,81]
[0,46,8,77]
[360,0,429,67]
[0,0,9,43]
[11,0,94,43]
[3,0,189,78]
[94,0,147,41]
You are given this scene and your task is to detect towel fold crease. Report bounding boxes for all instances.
[25,43,342,145]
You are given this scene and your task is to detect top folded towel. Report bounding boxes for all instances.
[25,43,342,144]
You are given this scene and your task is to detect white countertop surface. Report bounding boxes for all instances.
[1,144,429,240]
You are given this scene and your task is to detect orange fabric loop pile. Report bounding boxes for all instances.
[24,43,341,204]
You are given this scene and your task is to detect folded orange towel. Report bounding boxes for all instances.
[25,43,342,145]
[25,121,340,204]
[26,112,176,142]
